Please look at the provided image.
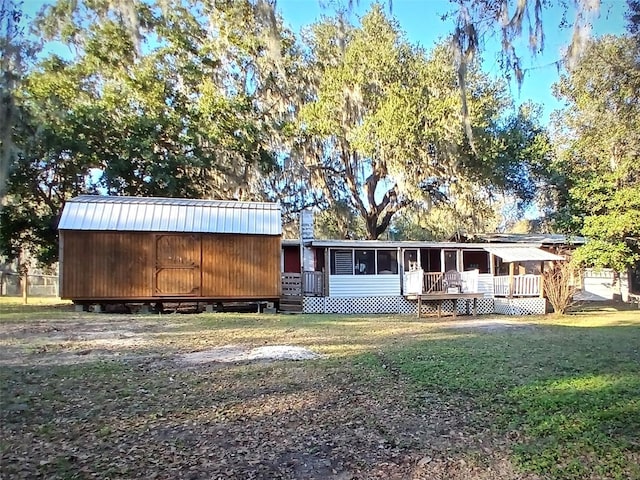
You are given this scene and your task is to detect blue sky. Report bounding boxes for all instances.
[276,0,630,123]
[22,0,629,124]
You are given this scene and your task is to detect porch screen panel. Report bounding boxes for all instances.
[444,250,457,271]
[331,250,354,275]
[404,250,418,272]
[377,250,398,274]
[355,250,375,275]
[463,250,489,273]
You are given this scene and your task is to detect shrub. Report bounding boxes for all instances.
[543,262,578,315]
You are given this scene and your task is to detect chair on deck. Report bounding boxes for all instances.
[444,270,462,292]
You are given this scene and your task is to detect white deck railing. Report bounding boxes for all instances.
[493,275,541,297]
[404,269,424,295]
[404,270,480,295]
[460,270,479,293]
[303,271,325,296]
[404,271,539,297]
[294,271,542,298]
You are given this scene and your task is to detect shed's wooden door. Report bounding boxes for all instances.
[154,234,201,296]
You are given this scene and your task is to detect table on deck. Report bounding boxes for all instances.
[417,293,485,319]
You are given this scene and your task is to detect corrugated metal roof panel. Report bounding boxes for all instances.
[478,233,586,245]
[58,195,281,235]
[483,246,564,263]
[307,239,544,249]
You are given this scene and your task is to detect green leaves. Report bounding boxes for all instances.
[297,6,545,240]
[3,0,293,264]
[552,32,640,270]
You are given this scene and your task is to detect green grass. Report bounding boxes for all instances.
[384,317,640,479]
[0,297,74,322]
[0,303,638,479]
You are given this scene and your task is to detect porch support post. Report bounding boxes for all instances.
[324,248,330,297]
[397,247,402,295]
[508,262,515,298]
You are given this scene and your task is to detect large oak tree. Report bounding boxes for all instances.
[0,0,294,264]
[295,5,551,239]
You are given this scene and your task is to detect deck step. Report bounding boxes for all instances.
[279,295,303,313]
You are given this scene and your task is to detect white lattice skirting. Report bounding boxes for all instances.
[494,297,547,315]
[302,296,495,315]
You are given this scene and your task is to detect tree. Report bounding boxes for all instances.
[0,0,294,264]
[0,0,33,200]
[296,6,552,240]
[552,33,640,272]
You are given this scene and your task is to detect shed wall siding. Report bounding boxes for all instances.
[201,235,280,298]
[61,231,280,300]
[61,231,153,299]
[329,275,401,297]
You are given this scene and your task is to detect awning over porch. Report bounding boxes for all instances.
[482,247,564,263]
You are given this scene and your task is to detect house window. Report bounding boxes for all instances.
[462,250,489,273]
[331,250,353,275]
[354,250,375,275]
[377,250,398,274]
[330,248,399,275]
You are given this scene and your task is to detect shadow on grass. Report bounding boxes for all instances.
[0,354,426,479]
[570,299,640,314]
[1,312,639,479]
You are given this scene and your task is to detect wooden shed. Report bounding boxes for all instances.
[58,196,282,305]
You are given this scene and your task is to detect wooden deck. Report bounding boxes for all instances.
[417,293,485,319]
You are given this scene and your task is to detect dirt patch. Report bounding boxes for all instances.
[439,318,536,331]
[179,345,322,364]
[0,316,184,366]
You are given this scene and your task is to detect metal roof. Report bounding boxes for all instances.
[307,239,543,250]
[58,195,281,235]
[483,246,565,263]
[477,233,586,245]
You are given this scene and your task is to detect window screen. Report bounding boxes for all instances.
[404,250,418,272]
[354,250,375,275]
[377,250,398,274]
[444,250,457,271]
[462,250,489,273]
[331,250,353,275]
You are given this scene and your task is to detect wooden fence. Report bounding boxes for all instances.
[281,272,325,297]
[281,273,302,296]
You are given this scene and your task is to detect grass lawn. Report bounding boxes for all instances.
[0,298,638,479]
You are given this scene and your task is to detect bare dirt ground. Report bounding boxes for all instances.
[0,310,539,480]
